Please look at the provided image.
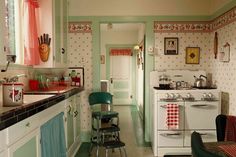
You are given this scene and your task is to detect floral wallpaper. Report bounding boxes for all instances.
[154,32,212,71]
[68,22,93,132]
[209,21,236,115]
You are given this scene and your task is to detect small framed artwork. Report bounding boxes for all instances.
[219,42,230,62]
[186,47,200,64]
[164,37,178,55]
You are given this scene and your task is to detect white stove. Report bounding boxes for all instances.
[149,70,221,157]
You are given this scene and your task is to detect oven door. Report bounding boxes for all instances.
[185,100,220,130]
[157,101,184,130]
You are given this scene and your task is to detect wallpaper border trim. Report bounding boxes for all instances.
[68,21,92,33]
[154,6,236,33]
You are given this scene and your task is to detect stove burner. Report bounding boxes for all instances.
[153,87,174,90]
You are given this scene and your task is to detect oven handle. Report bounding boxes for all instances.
[160,104,181,108]
[190,104,211,107]
[199,133,208,136]
[160,132,182,137]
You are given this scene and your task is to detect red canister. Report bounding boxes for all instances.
[29,80,39,91]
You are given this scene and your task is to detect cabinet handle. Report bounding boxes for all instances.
[74,111,78,117]
[67,105,72,113]
[25,122,30,127]
[160,132,181,137]
[62,48,65,54]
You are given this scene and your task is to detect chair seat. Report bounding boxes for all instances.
[103,140,125,149]
[92,111,119,119]
[100,126,120,133]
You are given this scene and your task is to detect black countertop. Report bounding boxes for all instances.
[0,87,84,131]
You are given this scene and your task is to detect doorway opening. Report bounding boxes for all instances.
[100,22,145,120]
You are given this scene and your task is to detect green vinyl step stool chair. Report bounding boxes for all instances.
[88,92,127,157]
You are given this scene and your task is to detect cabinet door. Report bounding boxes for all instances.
[74,94,81,140]
[54,0,67,67]
[0,1,6,64]
[8,129,40,157]
[65,97,75,150]
[62,0,68,64]
[54,0,62,66]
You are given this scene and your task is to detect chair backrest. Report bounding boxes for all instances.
[191,131,222,157]
[88,92,112,106]
[215,114,227,141]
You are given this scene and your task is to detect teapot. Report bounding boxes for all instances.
[194,75,207,88]
[159,74,171,89]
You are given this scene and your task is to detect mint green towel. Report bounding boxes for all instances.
[41,112,66,157]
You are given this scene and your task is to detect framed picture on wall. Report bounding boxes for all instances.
[164,37,178,55]
[185,47,200,64]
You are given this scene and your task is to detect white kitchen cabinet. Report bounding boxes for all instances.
[7,129,40,157]
[36,0,68,68]
[65,94,81,157]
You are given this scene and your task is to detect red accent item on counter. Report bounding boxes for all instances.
[166,104,179,130]
[29,80,39,91]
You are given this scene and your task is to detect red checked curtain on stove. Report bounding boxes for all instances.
[24,0,40,65]
[110,48,132,56]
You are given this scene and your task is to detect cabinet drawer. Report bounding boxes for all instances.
[7,115,39,145]
[157,131,184,147]
[184,130,216,147]
[0,130,7,152]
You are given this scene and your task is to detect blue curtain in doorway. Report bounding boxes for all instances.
[41,112,67,157]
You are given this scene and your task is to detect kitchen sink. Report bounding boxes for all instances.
[23,94,56,104]
[25,86,77,94]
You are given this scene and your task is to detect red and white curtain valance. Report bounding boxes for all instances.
[110,48,132,56]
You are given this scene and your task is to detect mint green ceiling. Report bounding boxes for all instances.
[69,0,235,17]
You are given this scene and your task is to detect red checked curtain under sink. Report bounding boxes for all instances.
[24,0,40,65]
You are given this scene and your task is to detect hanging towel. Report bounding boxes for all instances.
[219,144,236,157]
[41,112,66,157]
[166,104,179,130]
[225,115,236,142]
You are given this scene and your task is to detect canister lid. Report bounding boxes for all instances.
[2,83,24,86]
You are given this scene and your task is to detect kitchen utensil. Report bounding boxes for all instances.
[194,75,207,88]
[3,83,24,106]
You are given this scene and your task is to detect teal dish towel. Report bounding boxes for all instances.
[41,112,67,157]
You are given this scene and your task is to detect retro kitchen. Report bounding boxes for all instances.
[0,0,236,157]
